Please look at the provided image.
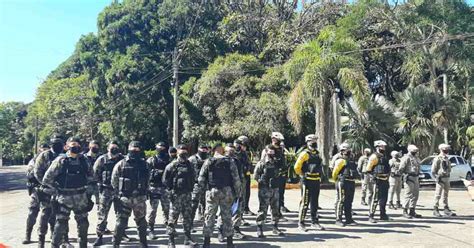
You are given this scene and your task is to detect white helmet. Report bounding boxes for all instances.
[407,144,419,152]
[237,135,249,145]
[374,140,387,147]
[364,148,372,153]
[391,151,400,158]
[438,144,451,150]
[339,143,350,151]
[305,134,317,142]
[271,132,285,141]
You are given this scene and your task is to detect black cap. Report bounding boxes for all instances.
[156,142,166,147]
[67,137,81,143]
[233,139,242,145]
[169,147,177,153]
[40,143,50,149]
[50,134,63,144]
[108,140,119,146]
[129,141,142,149]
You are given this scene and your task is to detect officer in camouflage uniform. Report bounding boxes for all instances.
[332,144,359,226]
[146,141,171,239]
[111,141,149,248]
[42,137,93,248]
[33,136,65,248]
[231,139,250,237]
[189,144,209,225]
[399,145,422,218]
[169,147,177,161]
[255,145,284,238]
[366,140,391,223]
[84,140,101,208]
[432,144,456,217]
[92,140,124,246]
[22,143,49,244]
[294,135,325,231]
[194,143,241,248]
[357,148,373,206]
[388,151,402,210]
[238,136,255,216]
[162,144,197,248]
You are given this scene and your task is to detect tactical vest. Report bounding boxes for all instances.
[274,147,286,176]
[119,159,148,197]
[302,151,323,180]
[339,160,358,180]
[262,162,279,188]
[208,157,233,189]
[101,154,123,186]
[150,154,169,187]
[56,156,88,190]
[373,154,390,177]
[189,154,205,183]
[172,161,194,193]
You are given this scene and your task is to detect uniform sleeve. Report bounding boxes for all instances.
[162,163,174,190]
[111,160,122,190]
[357,156,364,172]
[366,154,378,172]
[398,156,408,174]
[230,160,242,196]
[294,152,309,176]
[431,157,440,176]
[42,158,62,189]
[93,156,104,182]
[33,152,48,183]
[331,159,346,181]
[253,161,263,181]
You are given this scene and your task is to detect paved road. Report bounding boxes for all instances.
[1,166,473,247]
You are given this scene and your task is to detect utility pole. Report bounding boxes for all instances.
[34,115,38,155]
[172,48,180,147]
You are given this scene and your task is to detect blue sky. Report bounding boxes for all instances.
[0,0,473,103]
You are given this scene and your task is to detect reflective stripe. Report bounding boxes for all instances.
[305,177,321,181]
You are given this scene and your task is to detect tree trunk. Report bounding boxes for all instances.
[333,92,341,145]
[316,92,333,182]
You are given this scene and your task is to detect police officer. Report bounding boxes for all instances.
[238,136,255,216]
[432,144,456,217]
[227,141,248,239]
[42,137,93,248]
[162,144,197,248]
[111,141,149,248]
[92,140,124,246]
[366,140,391,223]
[194,143,241,248]
[33,135,64,248]
[332,144,359,226]
[330,143,349,211]
[399,145,422,218]
[255,145,284,238]
[357,148,372,206]
[169,147,177,160]
[189,144,209,225]
[388,151,402,210]
[84,140,101,208]
[147,142,171,239]
[23,144,49,244]
[294,134,325,231]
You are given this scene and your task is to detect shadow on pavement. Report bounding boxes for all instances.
[0,167,27,192]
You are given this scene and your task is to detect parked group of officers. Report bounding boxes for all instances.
[23,131,457,248]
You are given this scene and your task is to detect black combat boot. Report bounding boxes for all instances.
[388,201,395,209]
[184,231,197,247]
[257,224,265,238]
[433,207,441,217]
[203,236,211,248]
[22,228,33,244]
[38,235,45,248]
[444,207,456,217]
[272,223,284,236]
[403,208,412,219]
[168,234,176,248]
[234,226,245,239]
[396,201,402,209]
[148,222,156,239]
[410,208,422,218]
[311,222,325,230]
[93,234,103,246]
[298,222,307,232]
[368,215,377,223]
[63,233,72,247]
[227,235,235,248]
[361,198,368,206]
[217,227,225,243]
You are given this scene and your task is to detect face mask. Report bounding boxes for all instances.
[379,149,385,154]
[69,146,81,154]
[343,151,351,157]
[110,147,120,155]
[178,153,188,159]
[128,150,141,159]
[198,151,208,159]
[170,153,177,159]
[91,147,99,154]
[441,149,449,155]
[309,143,317,149]
[235,145,242,152]
[274,140,281,146]
[52,143,63,154]
[410,151,417,156]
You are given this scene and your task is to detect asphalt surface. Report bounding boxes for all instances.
[0,165,473,248]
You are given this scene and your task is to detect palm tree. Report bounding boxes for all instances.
[284,27,370,174]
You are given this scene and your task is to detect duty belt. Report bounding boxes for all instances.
[305,172,321,181]
[407,173,419,177]
[58,188,86,195]
[375,174,389,180]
